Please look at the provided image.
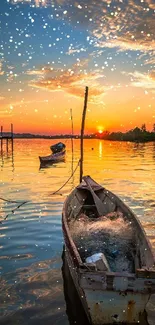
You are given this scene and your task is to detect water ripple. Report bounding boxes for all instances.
[1,139,155,324]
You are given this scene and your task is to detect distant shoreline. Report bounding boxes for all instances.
[2,126,155,143]
[6,135,155,143]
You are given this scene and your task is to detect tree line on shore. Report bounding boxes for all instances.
[94,124,155,142]
[3,124,155,142]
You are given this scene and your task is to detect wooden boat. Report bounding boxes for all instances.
[39,149,65,166]
[62,87,155,324]
[62,175,155,324]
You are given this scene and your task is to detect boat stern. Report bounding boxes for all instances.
[80,270,155,324]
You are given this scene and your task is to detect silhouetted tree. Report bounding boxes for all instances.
[141,123,146,132]
[153,124,155,133]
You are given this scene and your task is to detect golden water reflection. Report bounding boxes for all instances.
[98,141,102,159]
[0,139,155,324]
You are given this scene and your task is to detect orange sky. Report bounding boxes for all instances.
[1,84,154,135]
[0,0,155,135]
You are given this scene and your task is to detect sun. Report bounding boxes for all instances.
[97,126,104,134]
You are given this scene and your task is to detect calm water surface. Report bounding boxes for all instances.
[0,139,155,325]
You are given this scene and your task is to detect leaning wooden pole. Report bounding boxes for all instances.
[0,126,3,152]
[11,123,13,139]
[80,86,88,183]
[11,123,14,153]
[70,108,74,176]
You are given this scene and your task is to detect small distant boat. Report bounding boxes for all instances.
[39,142,66,166]
[39,149,65,166]
[50,142,66,153]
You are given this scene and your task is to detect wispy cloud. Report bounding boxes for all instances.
[0,109,13,118]
[122,70,155,89]
[93,37,155,53]
[26,69,47,76]
[10,0,46,6]
[28,62,105,99]
[67,45,87,55]
[11,0,155,54]
[144,57,155,65]
[0,60,4,76]
[6,99,50,108]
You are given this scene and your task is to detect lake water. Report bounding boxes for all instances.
[0,139,155,325]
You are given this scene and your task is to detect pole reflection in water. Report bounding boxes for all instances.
[132,142,146,158]
[0,143,4,169]
[153,142,155,161]
[62,247,90,325]
[0,139,14,172]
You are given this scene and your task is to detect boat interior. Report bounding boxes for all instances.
[66,178,155,274]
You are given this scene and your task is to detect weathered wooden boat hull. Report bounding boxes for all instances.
[39,150,65,165]
[63,246,92,324]
[62,176,155,324]
[62,247,90,325]
[64,244,154,325]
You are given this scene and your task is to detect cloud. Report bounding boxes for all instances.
[10,0,155,54]
[145,0,155,10]
[144,57,155,65]
[10,0,50,6]
[0,109,13,118]
[89,1,155,53]
[28,62,105,99]
[0,60,4,75]
[122,70,155,89]
[26,69,47,76]
[93,37,155,53]
[149,71,155,80]
[67,45,87,55]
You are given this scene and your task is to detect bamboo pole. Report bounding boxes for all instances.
[0,126,3,152]
[70,108,74,176]
[11,123,13,138]
[80,86,88,183]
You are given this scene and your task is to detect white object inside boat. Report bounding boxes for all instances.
[86,253,110,271]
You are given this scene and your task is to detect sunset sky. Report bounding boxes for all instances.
[0,0,155,135]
